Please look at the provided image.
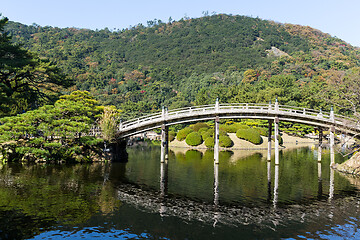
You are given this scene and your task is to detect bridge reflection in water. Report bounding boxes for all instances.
[156,149,336,226]
[113,147,342,232]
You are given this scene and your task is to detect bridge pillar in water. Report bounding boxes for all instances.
[267,120,273,161]
[318,128,323,162]
[160,160,168,197]
[161,123,169,163]
[274,117,279,165]
[273,165,279,208]
[330,126,335,166]
[267,161,272,203]
[214,163,219,206]
[214,116,220,164]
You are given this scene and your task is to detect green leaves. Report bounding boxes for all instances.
[0,16,72,117]
[0,91,103,162]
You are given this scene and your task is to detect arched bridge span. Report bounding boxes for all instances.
[117,102,360,139]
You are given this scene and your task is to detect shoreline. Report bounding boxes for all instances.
[169,132,317,150]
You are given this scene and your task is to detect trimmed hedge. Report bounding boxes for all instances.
[201,128,214,140]
[192,122,209,132]
[176,127,193,141]
[219,135,233,147]
[198,127,209,134]
[236,128,262,145]
[221,124,249,133]
[169,130,176,142]
[204,137,214,148]
[254,127,269,136]
[185,132,203,146]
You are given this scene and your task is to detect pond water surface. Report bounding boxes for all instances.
[1,146,360,239]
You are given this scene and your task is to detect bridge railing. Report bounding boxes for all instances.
[119,103,360,133]
[121,105,216,130]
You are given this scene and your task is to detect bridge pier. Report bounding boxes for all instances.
[273,165,279,208]
[330,126,335,166]
[214,163,219,206]
[267,120,273,161]
[267,161,272,202]
[318,128,323,162]
[160,160,168,197]
[274,117,279,165]
[214,116,220,164]
[161,124,169,163]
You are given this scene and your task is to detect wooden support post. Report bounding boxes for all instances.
[267,120,273,161]
[318,162,322,198]
[161,124,168,163]
[274,117,279,165]
[214,116,220,164]
[160,160,168,197]
[318,128,323,162]
[267,161,272,202]
[330,126,335,166]
[214,163,219,206]
[329,168,334,202]
[273,165,279,208]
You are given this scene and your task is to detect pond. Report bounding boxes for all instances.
[1,146,360,239]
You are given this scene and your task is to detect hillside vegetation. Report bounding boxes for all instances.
[5,14,360,119]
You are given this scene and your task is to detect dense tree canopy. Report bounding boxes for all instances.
[3,14,360,118]
[0,91,103,162]
[0,16,72,116]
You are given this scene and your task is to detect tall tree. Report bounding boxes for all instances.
[0,16,72,116]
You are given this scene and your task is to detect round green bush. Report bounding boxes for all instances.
[219,135,233,147]
[198,127,209,134]
[221,124,249,133]
[236,128,262,145]
[201,128,214,140]
[204,137,214,148]
[168,131,176,142]
[176,127,193,141]
[255,127,269,137]
[185,132,203,146]
[236,124,250,130]
[192,122,209,132]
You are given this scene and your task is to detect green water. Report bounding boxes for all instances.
[1,146,360,239]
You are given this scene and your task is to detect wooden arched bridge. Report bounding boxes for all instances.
[118,101,359,138]
[114,100,360,165]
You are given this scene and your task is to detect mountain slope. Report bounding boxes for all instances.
[5,14,360,118]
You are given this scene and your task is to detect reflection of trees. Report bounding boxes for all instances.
[0,163,121,239]
[115,181,360,239]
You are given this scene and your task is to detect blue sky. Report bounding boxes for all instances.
[2,0,360,46]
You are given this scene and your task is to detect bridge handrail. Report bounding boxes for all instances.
[119,103,360,131]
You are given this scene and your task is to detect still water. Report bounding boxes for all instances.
[1,146,360,239]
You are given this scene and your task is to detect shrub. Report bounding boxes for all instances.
[222,124,250,133]
[201,128,214,140]
[185,132,203,146]
[236,128,262,145]
[176,127,193,141]
[255,127,269,136]
[169,131,176,142]
[204,137,214,148]
[219,135,233,147]
[192,122,209,132]
[198,127,209,134]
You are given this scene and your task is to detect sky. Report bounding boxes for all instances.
[1,0,360,47]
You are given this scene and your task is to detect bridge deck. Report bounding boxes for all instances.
[117,103,360,138]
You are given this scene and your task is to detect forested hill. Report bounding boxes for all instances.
[6,14,360,119]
